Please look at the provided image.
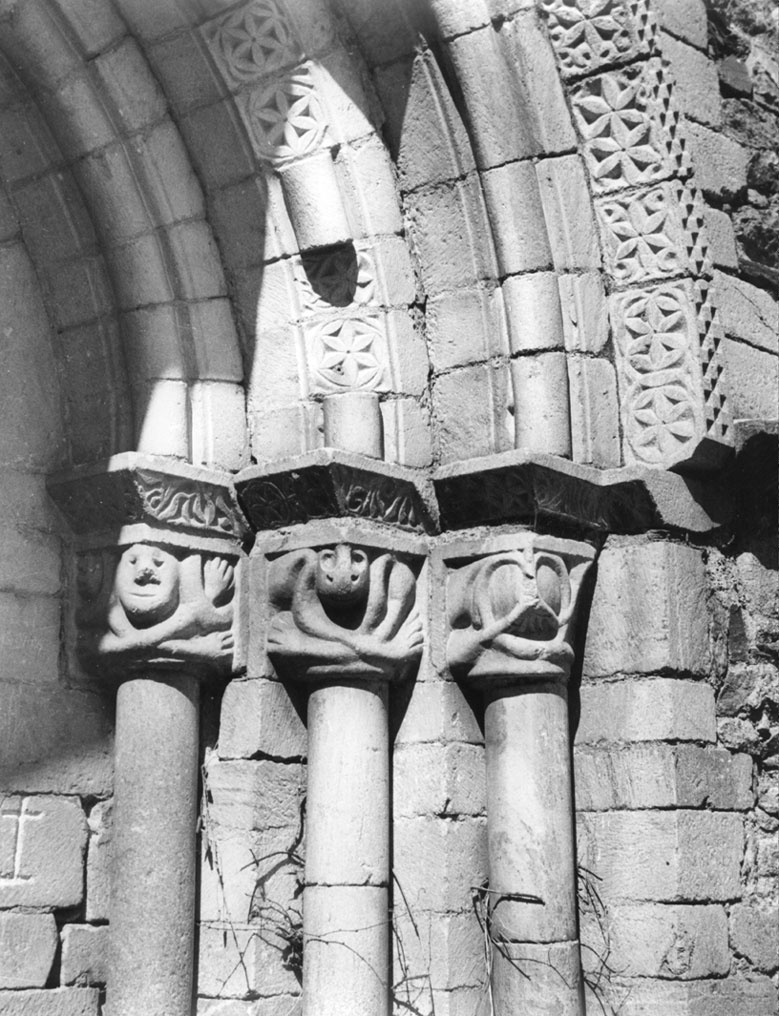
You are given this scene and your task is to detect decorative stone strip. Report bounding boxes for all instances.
[433,449,727,534]
[539,0,732,469]
[47,453,247,548]
[234,449,437,534]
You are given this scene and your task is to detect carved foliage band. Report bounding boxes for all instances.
[76,543,236,676]
[267,544,422,681]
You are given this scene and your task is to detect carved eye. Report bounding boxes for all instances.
[535,556,569,617]
[128,554,138,566]
[152,555,164,568]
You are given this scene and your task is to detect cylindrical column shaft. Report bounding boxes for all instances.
[484,681,583,1015]
[107,674,200,1016]
[511,351,572,457]
[303,680,390,1016]
[322,391,384,459]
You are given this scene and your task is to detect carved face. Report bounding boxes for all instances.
[115,544,180,627]
[315,544,369,605]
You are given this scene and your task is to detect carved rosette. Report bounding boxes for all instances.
[540,0,732,469]
[446,534,595,687]
[48,454,247,680]
[266,542,423,683]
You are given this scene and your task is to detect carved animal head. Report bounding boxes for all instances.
[315,544,370,606]
[115,543,181,628]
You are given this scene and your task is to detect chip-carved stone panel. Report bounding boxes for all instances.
[202,0,302,86]
[539,0,657,80]
[238,67,329,163]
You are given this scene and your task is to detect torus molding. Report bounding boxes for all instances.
[434,450,728,535]
[234,449,437,534]
[540,0,733,470]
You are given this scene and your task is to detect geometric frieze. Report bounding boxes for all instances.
[238,67,329,164]
[433,449,727,534]
[539,0,657,81]
[235,450,437,534]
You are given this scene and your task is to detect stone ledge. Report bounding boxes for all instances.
[47,452,247,550]
[434,450,729,534]
[234,449,438,534]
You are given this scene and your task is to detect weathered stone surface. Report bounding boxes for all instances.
[583,541,711,677]
[0,989,100,1015]
[85,800,111,923]
[503,272,564,353]
[715,270,779,353]
[567,356,621,467]
[575,679,716,745]
[0,795,87,908]
[393,816,487,913]
[393,743,485,818]
[575,743,753,810]
[0,913,58,988]
[582,903,729,979]
[481,160,553,274]
[60,925,109,986]
[660,33,721,127]
[577,811,743,901]
[536,155,601,270]
[730,902,779,973]
[197,923,300,1000]
[591,974,778,1016]
[687,121,749,199]
[218,678,306,761]
[203,758,305,832]
[394,680,483,746]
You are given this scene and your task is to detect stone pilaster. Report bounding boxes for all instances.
[48,453,247,1016]
[442,531,595,1016]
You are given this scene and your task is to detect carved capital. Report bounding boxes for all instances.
[267,543,423,682]
[48,455,246,680]
[446,534,594,687]
[76,543,236,677]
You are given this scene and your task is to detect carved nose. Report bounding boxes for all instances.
[510,598,560,640]
[135,567,159,585]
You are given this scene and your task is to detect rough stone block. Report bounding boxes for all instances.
[0,989,100,1015]
[376,51,475,192]
[730,902,779,973]
[59,0,126,57]
[218,678,307,761]
[0,685,112,798]
[179,99,257,191]
[148,30,226,115]
[687,122,748,199]
[567,356,621,467]
[654,0,708,49]
[198,923,300,1000]
[722,338,779,421]
[591,974,777,1016]
[574,744,753,810]
[432,362,511,463]
[0,528,61,596]
[381,396,435,469]
[208,177,271,270]
[190,380,248,471]
[715,270,778,354]
[446,27,537,166]
[558,272,609,354]
[427,286,508,369]
[86,800,111,922]
[582,903,729,979]
[482,160,553,274]
[704,206,739,269]
[583,541,711,677]
[406,176,497,296]
[575,679,716,745]
[660,33,721,126]
[93,38,166,131]
[336,137,403,238]
[0,913,58,988]
[60,925,108,987]
[536,155,601,270]
[394,681,483,746]
[503,272,564,353]
[577,811,743,901]
[393,816,487,913]
[0,795,87,908]
[203,758,305,832]
[394,910,485,991]
[393,743,485,818]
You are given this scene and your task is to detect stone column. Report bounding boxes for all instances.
[266,539,423,1016]
[48,455,246,1016]
[445,532,594,1016]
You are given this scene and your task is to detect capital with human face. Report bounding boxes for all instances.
[115,543,180,628]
